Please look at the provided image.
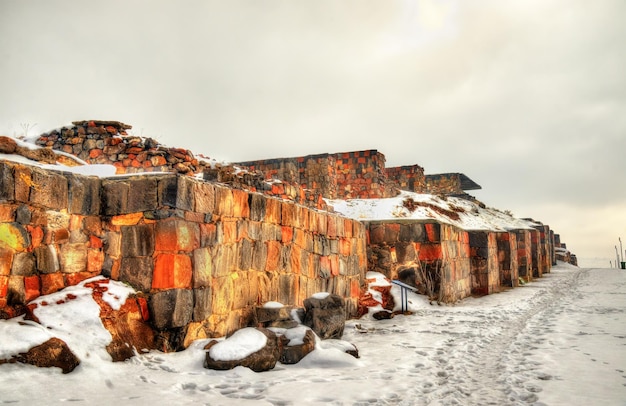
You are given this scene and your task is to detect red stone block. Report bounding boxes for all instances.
[137,297,150,321]
[131,159,142,168]
[281,226,294,244]
[0,275,8,298]
[425,224,440,242]
[89,235,103,249]
[418,244,442,261]
[64,271,98,287]
[40,273,65,295]
[152,253,192,289]
[24,275,40,302]
[109,137,122,146]
[87,249,105,273]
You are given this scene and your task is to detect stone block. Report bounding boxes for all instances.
[149,289,194,330]
[278,274,298,305]
[127,177,158,213]
[249,194,266,222]
[176,176,195,211]
[0,222,30,251]
[213,244,237,277]
[200,223,217,246]
[252,241,268,272]
[120,224,155,257]
[265,198,280,224]
[418,244,443,262]
[0,247,12,276]
[211,275,234,314]
[10,252,35,276]
[87,249,105,273]
[369,224,385,245]
[119,257,153,292]
[40,273,65,295]
[0,162,15,202]
[220,219,238,244]
[29,169,68,210]
[7,276,24,305]
[281,202,295,227]
[215,187,234,217]
[24,275,40,302]
[266,241,281,271]
[155,219,200,252]
[193,181,215,213]
[425,223,440,242]
[13,166,31,203]
[232,189,249,218]
[192,247,213,288]
[157,175,179,208]
[68,174,101,215]
[152,253,192,289]
[59,243,88,274]
[15,204,31,224]
[193,287,212,321]
[101,180,129,215]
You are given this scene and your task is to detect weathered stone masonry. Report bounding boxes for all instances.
[0,161,366,341]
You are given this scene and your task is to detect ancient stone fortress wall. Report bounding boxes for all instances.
[364,221,472,303]
[516,230,533,282]
[424,173,464,195]
[0,161,366,341]
[236,149,398,200]
[384,165,426,194]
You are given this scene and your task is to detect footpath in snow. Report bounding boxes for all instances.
[1,262,625,405]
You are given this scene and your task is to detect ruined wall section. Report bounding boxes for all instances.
[385,165,426,193]
[237,150,398,200]
[424,174,463,195]
[364,221,471,303]
[0,161,367,340]
[35,120,200,175]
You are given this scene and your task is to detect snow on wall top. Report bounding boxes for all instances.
[326,190,536,232]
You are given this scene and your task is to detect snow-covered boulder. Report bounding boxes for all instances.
[203,327,281,372]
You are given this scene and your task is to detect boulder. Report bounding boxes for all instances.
[279,328,316,364]
[204,328,280,372]
[303,293,346,340]
[0,136,17,154]
[12,337,80,374]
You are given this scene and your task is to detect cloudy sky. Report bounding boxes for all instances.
[1,0,625,266]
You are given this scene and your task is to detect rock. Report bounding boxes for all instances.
[13,337,80,374]
[0,136,17,154]
[15,146,57,164]
[204,328,280,372]
[372,310,394,320]
[303,294,346,340]
[279,328,316,364]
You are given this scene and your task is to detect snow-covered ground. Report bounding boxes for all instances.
[1,262,625,406]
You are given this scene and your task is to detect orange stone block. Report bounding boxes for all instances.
[327,217,337,238]
[87,249,105,273]
[350,279,361,298]
[232,190,250,218]
[330,255,339,276]
[89,149,103,159]
[418,244,442,261]
[152,253,192,289]
[40,273,65,295]
[0,275,8,298]
[339,238,352,256]
[266,241,281,271]
[425,224,439,242]
[320,256,331,275]
[24,275,40,302]
[0,204,16,222]
[64,271,98,287]
[221,219,238,244]
[111,212,144,226]
[89,235,103,248]
[281,226,294,244]
[155,219,200,252]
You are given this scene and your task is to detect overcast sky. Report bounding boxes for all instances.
[1,0,625,266]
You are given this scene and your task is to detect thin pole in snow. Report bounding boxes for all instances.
[616,246,620,268]
[620,237,624,263]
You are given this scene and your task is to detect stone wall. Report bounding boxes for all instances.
[497,232,519,288]
[385,165,426,193]
[0,161,367,340]
[469,231,500,296]
[236,150,398,200]
[364,221,471,303]
[424,174,463,195]
[35,121,200,175]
